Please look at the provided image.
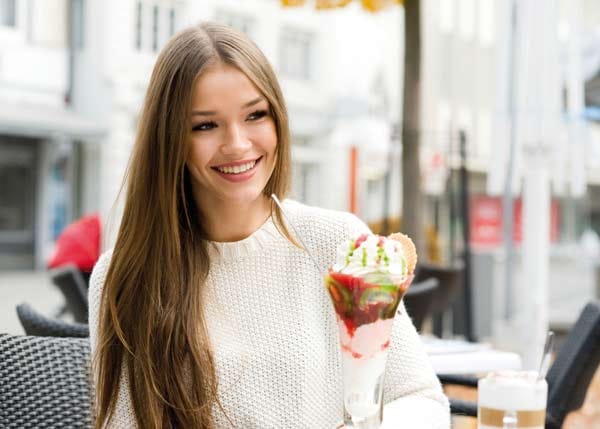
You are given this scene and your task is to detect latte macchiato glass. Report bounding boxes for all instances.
[478,371,547,429]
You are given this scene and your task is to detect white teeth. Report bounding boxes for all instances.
[216,160,257,174]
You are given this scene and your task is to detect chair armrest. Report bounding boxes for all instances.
[438,374,479,388]
[450,399,478,417]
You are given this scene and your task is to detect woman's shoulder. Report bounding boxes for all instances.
[283,199,370,240]
[89,249,114,302]
[88,249,114,346]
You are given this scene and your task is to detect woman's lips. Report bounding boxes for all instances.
[211,156,262,183]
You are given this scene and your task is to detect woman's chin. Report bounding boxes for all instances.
[218,188,269,206]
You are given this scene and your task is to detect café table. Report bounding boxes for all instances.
[421,335,523,375]
[337,337,523,428]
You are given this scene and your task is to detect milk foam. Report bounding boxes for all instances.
[478,371,547,411]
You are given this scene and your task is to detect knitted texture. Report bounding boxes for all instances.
[89,200,450,428]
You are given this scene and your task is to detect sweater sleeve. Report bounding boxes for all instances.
[342,214,450,428]
[88,249,113,371]
[88,249,138,429]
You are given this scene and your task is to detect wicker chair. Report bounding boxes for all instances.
[50,265,89,324]
[402,278,439,332]
[440,301,600,429]
[0,334,93,428]
[17,303,89,338]
[414,261,464,337]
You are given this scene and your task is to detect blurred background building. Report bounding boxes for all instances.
[0,0,404,271]
[413,0,600,357]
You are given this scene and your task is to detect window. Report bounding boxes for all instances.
[0,142,35,236]
[291,136,321,205]
[280,28,313,80]
[0,164,32,232]
[72,0,85,49]
[152,5,159,52]
[0,0,16,27]
[291,161,320,205]
[135,1,143,50]
[364,177,386,223]
[214,9,254,37]
[135,2,181,53]
[169,8,175,37]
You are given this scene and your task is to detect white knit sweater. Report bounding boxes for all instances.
[89,200,450,428]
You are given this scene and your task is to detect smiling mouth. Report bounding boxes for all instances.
[212,156,262,175]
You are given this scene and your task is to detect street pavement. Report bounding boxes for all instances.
[0,271,66,335]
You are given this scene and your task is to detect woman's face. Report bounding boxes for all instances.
[187,63,277,209]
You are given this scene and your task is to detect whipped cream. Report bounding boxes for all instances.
[332,234,408,282]
[479,371,547,411]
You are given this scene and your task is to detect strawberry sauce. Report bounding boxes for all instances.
[325,271,403,338]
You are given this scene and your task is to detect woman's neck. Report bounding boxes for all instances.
[198,195,272,243]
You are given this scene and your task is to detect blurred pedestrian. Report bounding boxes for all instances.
[89,22,449,428]
[47,213,101,278]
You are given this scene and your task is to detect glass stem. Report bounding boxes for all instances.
[503,410,518,429]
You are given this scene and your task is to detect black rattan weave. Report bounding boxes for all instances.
[0,334,93,428]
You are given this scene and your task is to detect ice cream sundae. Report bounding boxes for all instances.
[325,232,416,428]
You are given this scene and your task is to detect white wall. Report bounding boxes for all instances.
[0,0,68,106]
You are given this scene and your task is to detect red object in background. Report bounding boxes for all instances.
[470,196,503,247]
[512,199,560,243]
[470,196,559,248]
[47,214,101,272]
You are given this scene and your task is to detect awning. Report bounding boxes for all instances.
[281,0,403,13]
[0,102,107,140]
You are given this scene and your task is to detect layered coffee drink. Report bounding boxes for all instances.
[478,371,547,429]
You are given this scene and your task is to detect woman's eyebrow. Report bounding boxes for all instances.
[242,96,265,108]
[191,97,265,117]
[191,109,216,117]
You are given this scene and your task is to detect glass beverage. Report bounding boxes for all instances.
[478,371,547,429]
[325,272,405,429]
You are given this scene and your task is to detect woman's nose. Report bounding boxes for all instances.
[220,124,252,156]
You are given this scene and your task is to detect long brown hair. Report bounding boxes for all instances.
[94,23,294,428]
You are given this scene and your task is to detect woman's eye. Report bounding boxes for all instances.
[192,121,217,132]
[247,110,268,121]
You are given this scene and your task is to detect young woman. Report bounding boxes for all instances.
[89,22,449,428]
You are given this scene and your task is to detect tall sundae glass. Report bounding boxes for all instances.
[325,233,416,429]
